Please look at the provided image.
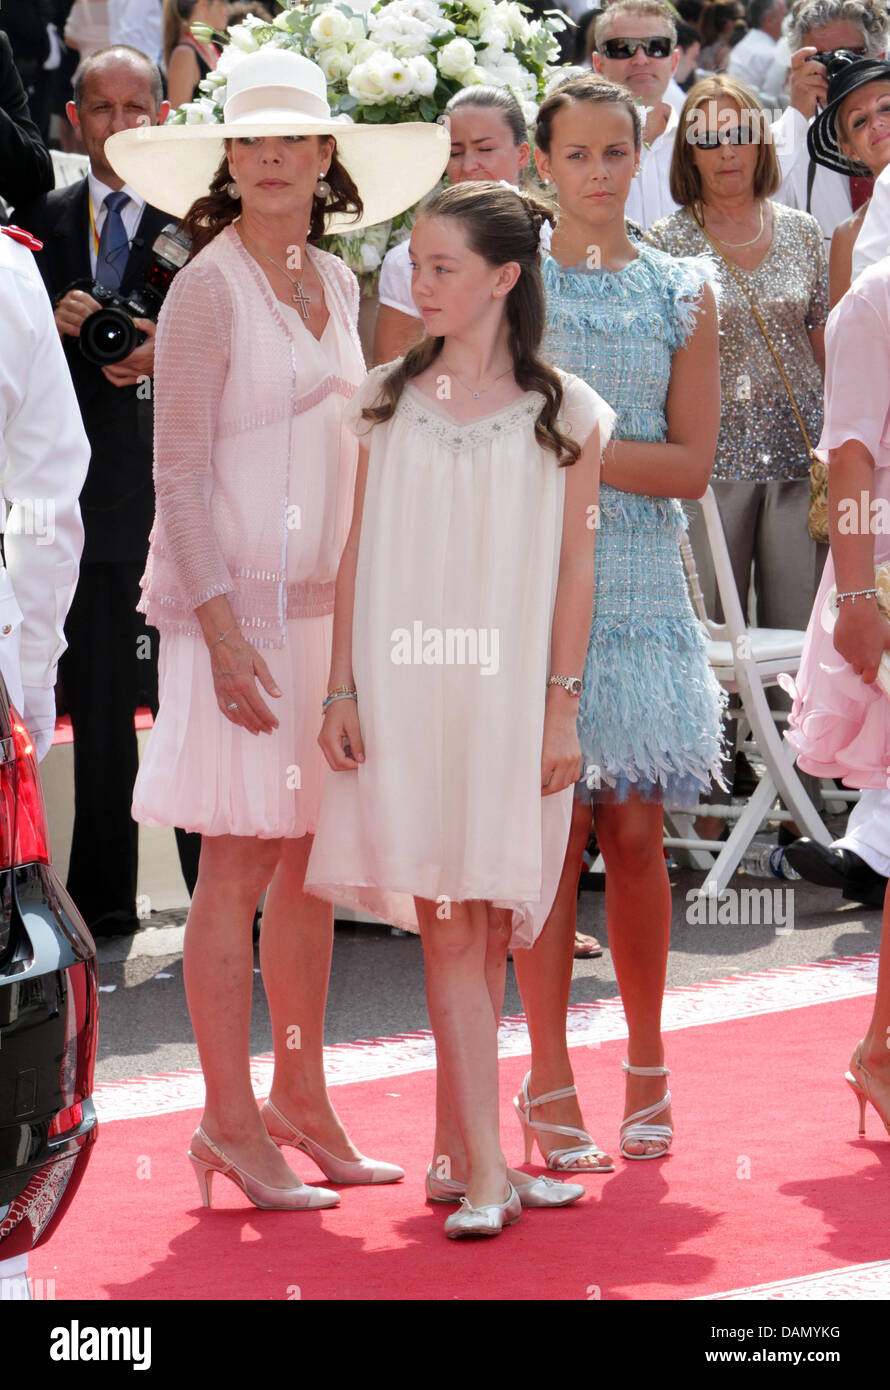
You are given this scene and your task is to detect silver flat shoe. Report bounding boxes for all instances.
[426,1165,583,1208]
[443,1183,521,1239]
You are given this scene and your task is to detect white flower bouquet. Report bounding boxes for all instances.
[171,0,572,289]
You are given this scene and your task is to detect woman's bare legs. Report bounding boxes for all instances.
[260,834,363,1160]
[853,882,890,1119]
[184,833,302,1187]
[418,898,511,1207]
[511,798,614,1168]
[594,795,672,1154]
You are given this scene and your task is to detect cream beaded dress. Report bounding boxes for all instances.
[306,364,615,947]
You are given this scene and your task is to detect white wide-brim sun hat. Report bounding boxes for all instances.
[105,48,450,231]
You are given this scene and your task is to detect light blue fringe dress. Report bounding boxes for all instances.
[541,244,727,810]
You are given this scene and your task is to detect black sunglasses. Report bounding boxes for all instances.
[688,127,759,148]
[599,36,674,60]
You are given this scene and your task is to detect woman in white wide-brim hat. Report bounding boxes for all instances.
[113,48,448,1213]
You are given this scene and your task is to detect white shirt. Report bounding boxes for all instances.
[760,35,791,110]
[87,171,146,279]
[853,159,890,277]
[0,232,88,758]
[665,78,687,114]
[378,210,553,319]
[625,101,681,230]
[108,0,163,64]
[728,27,779,101]
[728,28,778,101]
[771,104,852,248]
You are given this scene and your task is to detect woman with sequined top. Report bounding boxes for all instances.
[509,75,725,1171]
[647,73,829,830]
[647,75,828,626]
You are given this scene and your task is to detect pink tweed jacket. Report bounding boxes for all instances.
[138,224,364,647]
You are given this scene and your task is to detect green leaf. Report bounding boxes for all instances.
[419,96,438,121]
[337,94,359,111]
[359,105,387,122]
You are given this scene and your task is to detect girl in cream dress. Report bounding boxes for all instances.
[307,183,614,1238]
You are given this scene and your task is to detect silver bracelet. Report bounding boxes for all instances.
[210,624,236,647]
[836,588,878,605]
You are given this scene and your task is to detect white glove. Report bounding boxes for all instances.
[21,685,57,762]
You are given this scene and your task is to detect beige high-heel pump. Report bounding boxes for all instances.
[845,1043,890,1137]
[188,1126,340,1210]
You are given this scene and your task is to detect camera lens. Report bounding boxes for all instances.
[78,306,139,366]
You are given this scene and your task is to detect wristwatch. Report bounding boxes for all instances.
[547,675,583,696]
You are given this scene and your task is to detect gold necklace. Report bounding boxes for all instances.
[699,201,765,249]
[237,220,311,319]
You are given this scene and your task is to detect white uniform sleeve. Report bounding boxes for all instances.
[852,161,890,279]
[0,243,88,749]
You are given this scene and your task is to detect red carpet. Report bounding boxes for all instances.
[29,980,890,1301]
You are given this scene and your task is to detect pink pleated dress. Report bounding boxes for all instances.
[782,261,890,787]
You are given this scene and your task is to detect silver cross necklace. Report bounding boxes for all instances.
[237,221,311,319]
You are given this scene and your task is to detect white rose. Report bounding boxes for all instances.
[347,57,388,104]
[360,241,383,272]
[407,53,437,96]
[520,98,537,126]
[349,37,377,63]
[437,37,477,79]
[479,15,511,50]
[463,0,494,13]
[181,100,212,124]
[311,9,352,44]
[346,16,366,42]
[376,52,413,98]
[498,2,530,40]
[228,24,260,52]
[317,43,352,82]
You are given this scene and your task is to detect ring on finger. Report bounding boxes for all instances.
[226,701,239,711]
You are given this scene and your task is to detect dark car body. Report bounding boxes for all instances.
[0,677,98,1258]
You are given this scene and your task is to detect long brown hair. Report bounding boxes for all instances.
[163,0,200,68]
[362,182,581,466]
[180,138,363,256]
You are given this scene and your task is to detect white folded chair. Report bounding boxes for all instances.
[664,485,831,895]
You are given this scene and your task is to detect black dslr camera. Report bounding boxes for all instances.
[811,46,867,79]
[63,222,191,367]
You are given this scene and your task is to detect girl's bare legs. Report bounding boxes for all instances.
[261,834,363,1160]
[594,795,673,1153]
[418,898,510,1207]
[511,797,614,1168]
[184,833,303,1187]
[433,906,542,1189]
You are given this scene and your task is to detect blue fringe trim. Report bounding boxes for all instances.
[597,482,687,532]
[542,245,713,354]
[577,615,729,806]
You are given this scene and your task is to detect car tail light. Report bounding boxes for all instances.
[0,709,50,871]
[48,1101,84,1139]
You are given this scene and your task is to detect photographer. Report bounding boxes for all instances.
[16,44,200,937]
[771,0,889,244]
